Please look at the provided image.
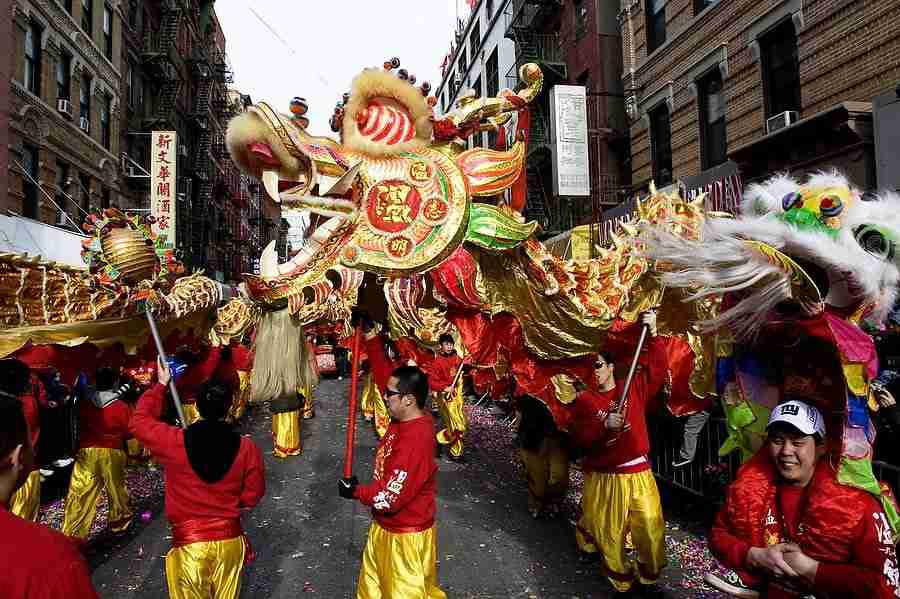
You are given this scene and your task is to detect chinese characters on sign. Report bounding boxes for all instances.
[151,131,178,247]
[549,85,590,197]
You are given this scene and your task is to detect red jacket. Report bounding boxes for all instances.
[78,397,132,450]
[425,352,462,392]
[364,335,403,393]
[130,384,266,532]
[0,504,99,598]
[710,451,900,598]
[568,337,667,473]
[355,415,438,532]
[176,347,229,404]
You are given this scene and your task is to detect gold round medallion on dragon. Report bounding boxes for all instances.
[100,226,158,284]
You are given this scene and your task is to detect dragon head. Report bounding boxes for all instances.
[226,60,544,314]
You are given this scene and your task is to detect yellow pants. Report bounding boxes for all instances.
[165,536,246,599]
[357,522,447,599]
[272,410,302,458]
[227,371,251,423]
[62,447,132,538]
[360,374,376,421]
[519,435,569,513]
[10,470,41,522]
[301,385,315,419]
[183,403,201,426]
[576,469,666,592]
[434,381,467,458]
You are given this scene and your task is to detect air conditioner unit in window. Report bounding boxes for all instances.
[766,110,799,135]
[79,117,90,133]
[57,99,72,117]
[56,211,69,226]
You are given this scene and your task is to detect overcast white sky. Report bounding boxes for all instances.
[216,1,468,135]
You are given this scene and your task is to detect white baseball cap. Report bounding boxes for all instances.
[767,399,826,438]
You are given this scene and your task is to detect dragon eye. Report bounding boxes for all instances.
[819,194,843,218]
[782,192,803,212]
[855,225,895,262]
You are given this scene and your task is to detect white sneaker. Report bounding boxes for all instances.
[704,572,760,598]
[39,468,54,477]
[53,458,74,468]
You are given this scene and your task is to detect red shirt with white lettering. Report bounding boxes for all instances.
[354,415,438,532]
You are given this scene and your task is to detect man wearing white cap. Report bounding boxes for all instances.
[708,399,900,598]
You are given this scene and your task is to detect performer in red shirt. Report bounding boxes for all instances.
[424,333,467,461]
[0,394,100,599]
[568,311,668,595]
[62,366,134,539]
[363,324,405,438]
[2,359,43,522]
[708,399,900,599]
[339,365,447,599]
[131,358,266,599]
[174,345,230,426]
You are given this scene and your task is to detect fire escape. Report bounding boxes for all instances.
[140,4,182,131]
[504,0,567,235]
[188,40,213,269]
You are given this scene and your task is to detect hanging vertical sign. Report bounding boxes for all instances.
[151,131,177,248]
[549,85,590,197]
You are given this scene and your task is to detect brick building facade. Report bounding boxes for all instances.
[9,0,125,227]
[6,0,282,281]
[620,0,900,199]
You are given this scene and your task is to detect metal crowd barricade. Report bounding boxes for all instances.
[650,414,900,500]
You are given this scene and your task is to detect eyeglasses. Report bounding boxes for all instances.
[385,388,402,399]
[594,362,609,369]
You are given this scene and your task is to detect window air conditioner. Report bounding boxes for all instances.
[56,211,69,226]
[766,110,799,135]
[79,117,90,133]
[57,99,72,117]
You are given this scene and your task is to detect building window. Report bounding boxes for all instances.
[698,70,727,168]
[486,0,493,16]
[694,0,718,14]
[486,48,498,97]
[575,0,589,40]
[22,145,40,219]
[24,20,43,96]
[458,47,467,77]
[649,103,672,187]
[79,173,91,213]
[80,73,92,128]
[127,0,138,29]
[760,19,801,119]
[100,93,111,149]
[81,0,93,35]
[57,51,72,100]
[645,0,666,53]
[472,75,482,100]
[102,4,113,59]
[56,161,69,218]
[101,187,111,209]
[63,0,73,14]
[469,20,480,54]
[448,70,456,97]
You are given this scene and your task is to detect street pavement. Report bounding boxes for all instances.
[87,377,725,598]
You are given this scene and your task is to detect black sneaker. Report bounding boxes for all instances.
[703,572,760,598]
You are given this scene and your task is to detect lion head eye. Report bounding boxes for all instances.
[854,225,896,262]
[782,192,803,212]
[819,194,843,218]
